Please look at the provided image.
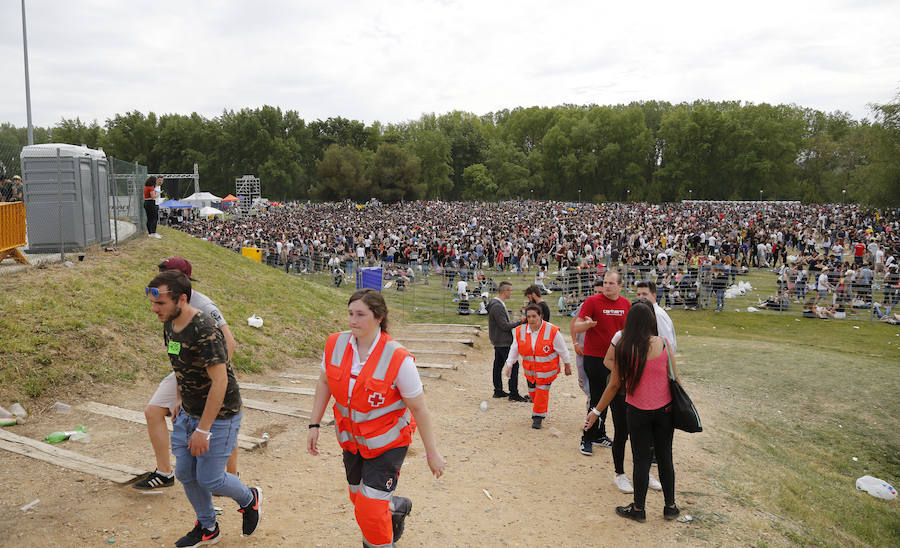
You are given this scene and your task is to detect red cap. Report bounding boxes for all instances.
[158,257,198,281]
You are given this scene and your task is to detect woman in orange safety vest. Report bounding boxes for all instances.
[504,303,572,429]
[307,289,446,547]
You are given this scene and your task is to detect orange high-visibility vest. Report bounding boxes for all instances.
[514,321,560,385]
[324,330,413,458]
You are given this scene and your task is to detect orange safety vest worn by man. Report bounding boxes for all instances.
[504,304,572,429]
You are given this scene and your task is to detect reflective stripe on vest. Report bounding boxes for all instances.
[517,322,560,381]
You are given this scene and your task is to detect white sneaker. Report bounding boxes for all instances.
[648,473,662,491]
[152,233,162,239]
[614,474,634,493]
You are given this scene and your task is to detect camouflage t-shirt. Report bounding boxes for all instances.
[164,311,241,419]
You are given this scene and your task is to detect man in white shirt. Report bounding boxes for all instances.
[503,304,572,429]
[634,281,677,354]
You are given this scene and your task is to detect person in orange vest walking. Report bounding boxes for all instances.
[307,289,446,547]
[503,303,572,429]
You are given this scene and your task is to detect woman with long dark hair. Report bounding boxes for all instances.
[584,299,680,522]
[143,176,161,238]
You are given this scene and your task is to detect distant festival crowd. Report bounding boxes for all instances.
[172,200,900,317]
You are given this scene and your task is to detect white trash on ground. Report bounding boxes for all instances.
[746,306,759,312]
[724,281,754,299]
[247,315,263,328]
[9,402,27,418]
[856,475,897,500]
[479,401,488,411]
[52,401,72,414]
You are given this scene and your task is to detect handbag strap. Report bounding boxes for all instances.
[663,338,675,381]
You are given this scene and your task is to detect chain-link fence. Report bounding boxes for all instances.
[0,143,148,265]
[225,250,898,326]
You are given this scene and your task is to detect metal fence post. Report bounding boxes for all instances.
[110,159,119,247]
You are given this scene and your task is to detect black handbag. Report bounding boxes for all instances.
[666,343,702,433]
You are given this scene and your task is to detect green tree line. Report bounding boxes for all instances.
[1,98,897,205]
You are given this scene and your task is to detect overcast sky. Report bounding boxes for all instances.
[1,0,898,128]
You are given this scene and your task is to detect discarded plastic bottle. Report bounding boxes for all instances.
[856,475,898,500]
[0,418,17,426]
[45,425,87,444]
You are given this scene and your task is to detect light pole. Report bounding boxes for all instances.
[21,0,34,145]
[578,188,582,203]
[626,189,630,202]
[688,189,692,202]
[842,189,846,205]
[530,188,533,201]
[759,189,763,201]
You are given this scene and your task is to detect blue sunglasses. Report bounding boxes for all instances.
[145,287,172,298]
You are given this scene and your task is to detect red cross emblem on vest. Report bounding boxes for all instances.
[368,392,385,408]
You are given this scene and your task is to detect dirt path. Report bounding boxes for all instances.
[0,327,759,547]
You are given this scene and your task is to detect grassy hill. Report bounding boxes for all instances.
[0,226,346,401]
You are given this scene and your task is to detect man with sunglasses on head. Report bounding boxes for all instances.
[146,269,261,546]
[136,257,238,492]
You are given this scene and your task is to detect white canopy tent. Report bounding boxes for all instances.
[182,192,223,209]
[198,206,225,217]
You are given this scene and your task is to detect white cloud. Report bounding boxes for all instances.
[0,0,897,128]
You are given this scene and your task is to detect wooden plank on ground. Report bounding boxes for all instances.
[239,382,315,396]
[417,370,442,379]
[411,349,467,357]
[395,337,474,347]
[409,323,482,329]
[279,373,320,381]
[241,399,334,426]
[0,429,146,484]
[416,362,458,370]
[78,401,265,451]
[401,328,481,336]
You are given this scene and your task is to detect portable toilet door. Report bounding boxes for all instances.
[92,156,112,243]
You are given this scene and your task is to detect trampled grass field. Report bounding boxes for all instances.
[1,227,897,546]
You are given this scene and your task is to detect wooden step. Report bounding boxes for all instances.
[416,362,458,370]
[409,323,482,330]
[401,328,481,336]
[411,349,467,358]
[417,370,442,379]
[241,399,334,425]
[396,337,474,347]
[239,382,315,396]
[78,401,266,451]
[0,429,147,484]
[279,373,320,381]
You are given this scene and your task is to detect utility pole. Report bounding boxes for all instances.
[21,0,34,145]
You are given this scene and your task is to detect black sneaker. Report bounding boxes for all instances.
[391,496,413,541]
[580,439,593,456]
[531,416,543,429]
[238,487,262,536]
[133,470,175,489]
[509,394,531,402]
[592,435,613,448]
[616,503,646,523]
[174,521,220,547]
[664,504,681,520]
[492,391,510,398]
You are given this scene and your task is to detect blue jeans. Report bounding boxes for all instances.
[172,412,252,529]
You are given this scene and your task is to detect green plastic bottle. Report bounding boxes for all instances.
[44,425,86,444]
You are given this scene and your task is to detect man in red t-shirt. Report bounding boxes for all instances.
[854,242,866,266]
[573,269,630,456]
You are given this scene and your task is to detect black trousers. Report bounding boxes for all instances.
[492,346,519,395]
[610,393,628,474]
[582,354,609,442]
[144,199,158,234]
[627,403,675,509]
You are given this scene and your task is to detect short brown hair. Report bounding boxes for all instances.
[498,281,512,292]
[348,288,389,333]
[149,270,192,303]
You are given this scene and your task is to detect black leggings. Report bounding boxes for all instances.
[627,403,675,509]
[144,199,158,234]
[610,393,627,474]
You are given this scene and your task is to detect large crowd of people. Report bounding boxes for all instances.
[173,200,900,317]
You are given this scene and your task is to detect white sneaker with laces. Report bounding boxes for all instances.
[648,473,662,491]
[614,474,634,493]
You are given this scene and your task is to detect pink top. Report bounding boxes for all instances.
[625,342,672,410]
